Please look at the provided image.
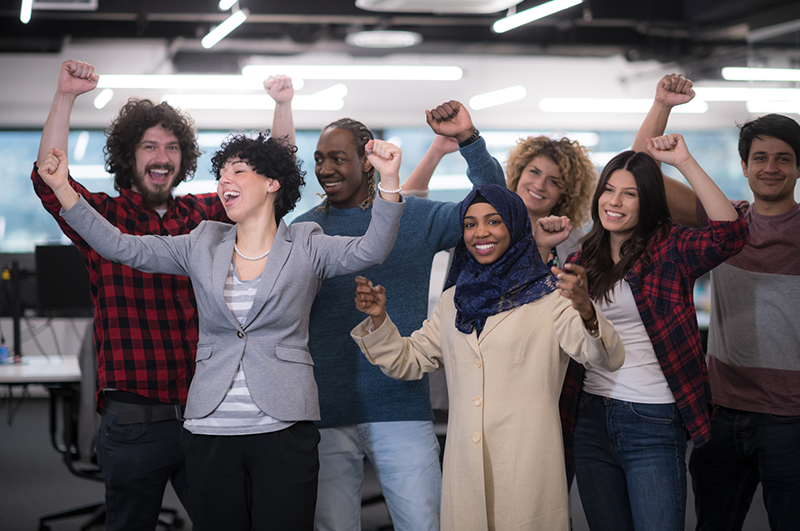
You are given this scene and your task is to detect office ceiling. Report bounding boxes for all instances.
[2,0,800,132]
[4,0,800,78]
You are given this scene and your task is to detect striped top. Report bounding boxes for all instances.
[183,261,294,435]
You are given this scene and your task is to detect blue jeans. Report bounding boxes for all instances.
[96,410,190,531]
[573,391,688,531]
[689,405,800,531]
[314,421,442,531]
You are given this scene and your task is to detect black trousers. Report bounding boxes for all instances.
[180,421,320,531]
[97,409,190,531]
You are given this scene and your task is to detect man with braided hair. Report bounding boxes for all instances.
[275,88,506,530]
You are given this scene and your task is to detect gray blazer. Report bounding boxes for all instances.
[62,195,405,422]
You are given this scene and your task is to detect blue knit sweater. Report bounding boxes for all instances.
[293,138,505,428]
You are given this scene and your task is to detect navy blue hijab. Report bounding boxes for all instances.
[445,184,558,337]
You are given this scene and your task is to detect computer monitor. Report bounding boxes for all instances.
[35,244,93,318]
[0,253,37,317]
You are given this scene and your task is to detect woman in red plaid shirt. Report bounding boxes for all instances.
[548,134,748,531]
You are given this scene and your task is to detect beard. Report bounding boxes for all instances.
[132,163,180,208]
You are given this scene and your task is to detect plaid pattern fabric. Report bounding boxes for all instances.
[32,167,228,411]
[560,214,749,472]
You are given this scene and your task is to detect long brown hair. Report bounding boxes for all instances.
[581,151,672,304]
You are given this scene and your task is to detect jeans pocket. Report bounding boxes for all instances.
[627,402,675,425]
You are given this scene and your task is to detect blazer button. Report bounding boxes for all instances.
[472,432,481,443]
[476,359,482,368]
[474,396,482,406]
[237,331,244,339]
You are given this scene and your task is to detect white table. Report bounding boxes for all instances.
[0,356,81,425]
[0,355,80,385]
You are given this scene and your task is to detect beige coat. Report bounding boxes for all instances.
[352,287,624,531]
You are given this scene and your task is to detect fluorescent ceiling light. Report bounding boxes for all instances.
[346,30,423,48]
[164,84,347,111]
[96,74,304,91]
[201,9,248,49]
[93,88,114,109]
[73,132,90,163]
[746,101,800,114]
[20,0,32,23]
[694,87,800,101]
[493,0,582,34]
[241,64,462,81]
[539,98,708,113]
[722,67,800,82]
[481,131,599,147]
[469,86,527,110]
[356,0,523,14]
[218,0,237,10]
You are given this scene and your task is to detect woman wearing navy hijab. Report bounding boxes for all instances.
[351,184,625,531]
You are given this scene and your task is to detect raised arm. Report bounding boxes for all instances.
[425,100,505,187]
[37,60,99,168]
[38,146,192,276]
[264,74,296,147]
[310,140,405,278]
[647,134,738,222]
[634,73,699,226]
[401,134,458,193]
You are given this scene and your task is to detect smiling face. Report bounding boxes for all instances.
[742,135,799,212]
[463,202,511,265]
[515,155,564,222]
[314,127,371,209]
[131,125,183,209]
[598,169,640,242]
[216,157,276,223]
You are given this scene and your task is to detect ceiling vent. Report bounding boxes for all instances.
[355,0,523,15]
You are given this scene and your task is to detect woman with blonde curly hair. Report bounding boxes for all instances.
[506,136,596,267]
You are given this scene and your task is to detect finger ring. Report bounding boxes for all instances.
[578,279,584,288]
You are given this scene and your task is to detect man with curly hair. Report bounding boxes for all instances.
[30,60,292,531]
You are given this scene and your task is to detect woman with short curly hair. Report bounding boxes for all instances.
[37,130,406,531]
[505,136,596,267]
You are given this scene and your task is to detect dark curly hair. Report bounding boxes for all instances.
[105,99,201,191]
[211,132,306,223]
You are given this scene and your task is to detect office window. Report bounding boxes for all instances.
[0,127,763,253]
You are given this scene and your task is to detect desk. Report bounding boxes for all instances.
[0,356,81,425]
[0,355,80,384]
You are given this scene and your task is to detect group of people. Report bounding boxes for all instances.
[32,59,798,531]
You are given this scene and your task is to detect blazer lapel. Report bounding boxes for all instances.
[242,220,292,329]
[477,307,517,346]
[213,227,242,331]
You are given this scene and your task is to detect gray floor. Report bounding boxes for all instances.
[0,395,771,531]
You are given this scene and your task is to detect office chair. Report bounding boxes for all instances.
[38,322,183,531]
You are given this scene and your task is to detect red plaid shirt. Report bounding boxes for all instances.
[559,214,749,470]
[32,167,228,411]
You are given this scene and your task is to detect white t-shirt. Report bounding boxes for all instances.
[583,280,675,403]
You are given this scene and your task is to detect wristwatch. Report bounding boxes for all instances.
[458,127,480,149]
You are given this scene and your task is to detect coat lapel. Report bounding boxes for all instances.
[242,219,292,329]
[212,227,242,331]
[477,307,517,346]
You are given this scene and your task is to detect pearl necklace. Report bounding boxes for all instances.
[234,243,270,261]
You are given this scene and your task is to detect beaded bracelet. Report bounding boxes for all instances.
[377,183,403,194]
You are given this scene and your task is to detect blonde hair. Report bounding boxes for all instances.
[505,136,596,228]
